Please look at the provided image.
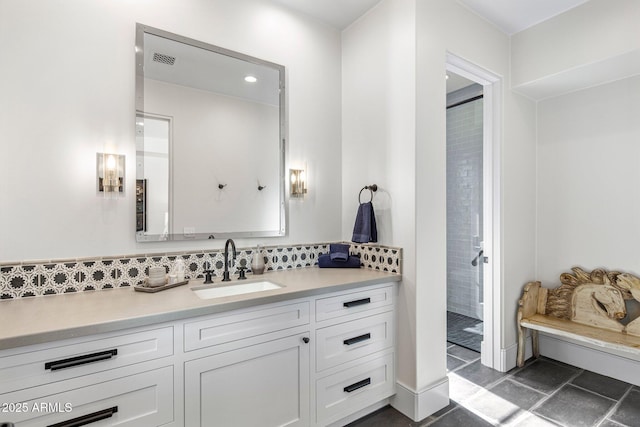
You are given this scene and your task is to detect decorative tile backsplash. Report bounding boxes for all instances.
[0,242,402,299]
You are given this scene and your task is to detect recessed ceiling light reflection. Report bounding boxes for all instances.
[244,75,258,83]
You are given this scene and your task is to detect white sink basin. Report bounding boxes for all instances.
[192,280,283,299]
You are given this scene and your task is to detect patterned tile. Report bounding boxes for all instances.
[0,242,401,298]
[349,243,402,273]
[0,266,11,299]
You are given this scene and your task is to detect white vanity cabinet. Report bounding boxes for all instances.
[0,281,397,427]
[313,285,396,426]
[179,284,396,427]
[0,327,175,426]
[182,301,311,427]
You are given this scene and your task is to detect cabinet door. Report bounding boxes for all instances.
[1,366,174,426]
[184,302,309,352]
[0,327,173,391]
[185,333,310,427]
[316,352,395,426]
[316,311,394,372]
[316,285,394,323]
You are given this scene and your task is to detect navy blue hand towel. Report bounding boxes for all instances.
[318,254,361,268]
[330,243,350,262]
[351,201,378,243]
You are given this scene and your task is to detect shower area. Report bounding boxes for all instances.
[446,80,484,353]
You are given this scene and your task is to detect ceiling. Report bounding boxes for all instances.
[458,0,590,34]
[269,0,589,34]
[446,73,474,94]
[269,0,382,30]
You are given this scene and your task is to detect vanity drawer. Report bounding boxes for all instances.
[0,365,174,426]
[316,311,394,372]
[0,327,173,392]
[184,301,310,352]
[316,352,395,425]
[316,285,394,322]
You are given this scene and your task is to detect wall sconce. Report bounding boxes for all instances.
[290,168,307,197]
[97,153,125,196]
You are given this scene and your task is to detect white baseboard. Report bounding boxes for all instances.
[539,334,640,386]
[502,332,640,385]
[390,378,449,422]
[500,336,533,372]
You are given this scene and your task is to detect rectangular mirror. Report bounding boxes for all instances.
[135,24,286,242]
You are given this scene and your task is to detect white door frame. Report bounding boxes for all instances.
[446,52,503,370]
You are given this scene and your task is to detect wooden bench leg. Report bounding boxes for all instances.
[517,325,540,368]
[517,321,525,367]
[532,330,540,359]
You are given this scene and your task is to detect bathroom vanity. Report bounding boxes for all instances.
[0,268,400,426]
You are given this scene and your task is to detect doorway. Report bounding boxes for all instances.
[445,53,502,370]
[136,113,172,239]
[446,78,484,354]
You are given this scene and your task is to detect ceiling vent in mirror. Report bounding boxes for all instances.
[153,52,176,65]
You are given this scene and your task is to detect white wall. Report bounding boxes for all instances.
[342,0,418,398]
[510,0,640,100]
[511,0,640,90]
[536,75,640,283]
[342,0,537,414]
[0,0,342,262]
[416,0,537,382]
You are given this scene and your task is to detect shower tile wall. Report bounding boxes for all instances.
[447,84,483,320]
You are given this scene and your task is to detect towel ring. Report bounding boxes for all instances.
[358,184,378,204]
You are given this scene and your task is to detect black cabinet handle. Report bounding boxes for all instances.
[344,378,371,393]
[343,297,371,308]
[45,349,117,371]
[302,337,310,344]
[47,406,118,427]
[343,333,371,346]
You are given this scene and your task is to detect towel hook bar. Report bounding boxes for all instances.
[358,184,378,204]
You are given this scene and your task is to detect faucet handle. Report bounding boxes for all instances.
[237,266,247,280]
[203,269,214,284]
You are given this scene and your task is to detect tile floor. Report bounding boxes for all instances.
[347,344,640,427]
[447,311,483,353]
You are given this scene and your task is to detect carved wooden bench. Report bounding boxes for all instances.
[517,267,640,367]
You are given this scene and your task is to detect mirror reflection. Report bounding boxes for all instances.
[135,24,286,242]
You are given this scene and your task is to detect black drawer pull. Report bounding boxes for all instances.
[343,297,371,308]
[343,333,371,346]
[48,406,118,427]
[344,378,371,393]
[45,349,117,371]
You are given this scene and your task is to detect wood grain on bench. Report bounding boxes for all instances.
[517,267,640,367]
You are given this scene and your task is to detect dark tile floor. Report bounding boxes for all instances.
[447,311,483,353]
[347,344,640,427]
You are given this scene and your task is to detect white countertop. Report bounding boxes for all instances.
[0,267,401,350]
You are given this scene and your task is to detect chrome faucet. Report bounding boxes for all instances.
[222,239,237,281]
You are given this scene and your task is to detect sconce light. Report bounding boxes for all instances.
[97,153,125,196]
[290,168,307,197]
